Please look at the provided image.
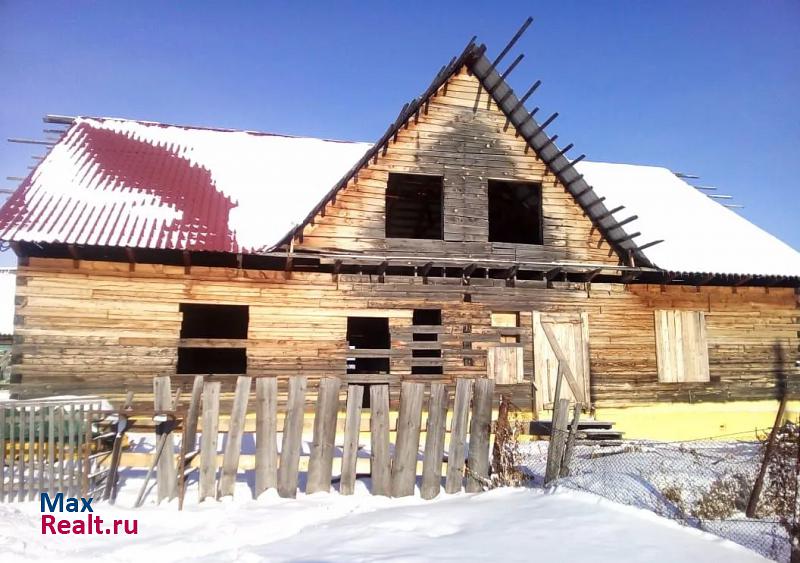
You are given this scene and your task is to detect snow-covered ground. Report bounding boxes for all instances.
[0,478,767,562]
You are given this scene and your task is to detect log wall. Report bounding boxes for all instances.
[11,258,799,409]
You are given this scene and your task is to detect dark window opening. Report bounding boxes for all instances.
[413,333,437,342]
[412,308,442,375]
[177,348,246,374]
[412,366,444,375]
[413,309,441,325]
[180,304,249,339]
[488,180,543,244]
[386,173,443,239]
[346,317,390,349]
[347,317,390,375]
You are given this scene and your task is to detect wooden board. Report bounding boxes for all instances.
[306,376,342,494]
[445,378,473,494]
[198,381,221,501]
[654,310,710,383]
[421,383,448,500]
[277,376,307,498]
[487,346,524,385]
[218,375,251,498]
[254,377,278,496]
[391,382,425,497]
[369,384,391,496]
[466,378,494,492]
[340,384,364,495]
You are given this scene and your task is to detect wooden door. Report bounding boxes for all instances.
[532,311,590,412]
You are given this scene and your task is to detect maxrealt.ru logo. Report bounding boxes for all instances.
[40,493,138,535]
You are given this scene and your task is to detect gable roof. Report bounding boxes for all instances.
[575,162,800,278]
[0,42,798,282]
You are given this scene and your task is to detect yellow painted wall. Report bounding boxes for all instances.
[594,400,799,441]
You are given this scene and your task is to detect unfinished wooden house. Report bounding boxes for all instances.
[1,38,798,440]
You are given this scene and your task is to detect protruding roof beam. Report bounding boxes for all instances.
[490,16,533,69]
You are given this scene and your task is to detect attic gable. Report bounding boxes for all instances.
[296,67,619,267]
[289,41,651,267]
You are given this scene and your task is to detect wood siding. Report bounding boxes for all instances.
[296,67,618,265]
[11,258,799,409]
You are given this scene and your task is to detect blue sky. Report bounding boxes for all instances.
[1,1,798,268]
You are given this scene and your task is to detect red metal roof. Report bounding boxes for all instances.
[0,117,370,253]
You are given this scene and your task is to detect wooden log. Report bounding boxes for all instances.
[466,378,495,492]
[369,384,391,496]
[184,375,204,451]
[421,383,448,500]
[254,377,278,496]
[153,376,177,502]
[277,376,307,499]
[306,376,342,494]
[544,398,570,485]
[445,378,473,494]
[218,375,251,498]
[340,384,364,495]
[560,402,582,478]
[198,381,221,502]
[391,381,425,497]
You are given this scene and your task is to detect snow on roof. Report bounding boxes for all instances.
[0,118,370,253]
[0,117,798,278]
[576,162,800,277]
[0,269,16,336]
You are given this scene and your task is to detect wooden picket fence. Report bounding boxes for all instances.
[172,375,496,502]
[0,398,105,502]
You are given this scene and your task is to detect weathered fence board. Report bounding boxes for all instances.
[254,377,278,496]
[307,376,342,494]
[154,375,178,502]
[545,397,570,485]
[340,384,364,495]
[421,383,448,500]
[277,376,307,498]
[466,378,495,492]
[370,384,392,496]
[218,375,251,498]
[560,403,582,478]
[445,378,473,493]
[1,400,101,504]
[184,375,204,451]
[199,381,221,502]
[391,382,425,497]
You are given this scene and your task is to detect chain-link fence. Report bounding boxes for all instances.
[520,432,790,561]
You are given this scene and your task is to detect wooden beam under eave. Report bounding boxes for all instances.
[621,271,639,283]
[734,276,754,287]
[182,251,191,274]
[582,268,602,283]
[544,267,562,282]
[125,247,136,272]
[67,244,80,268]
